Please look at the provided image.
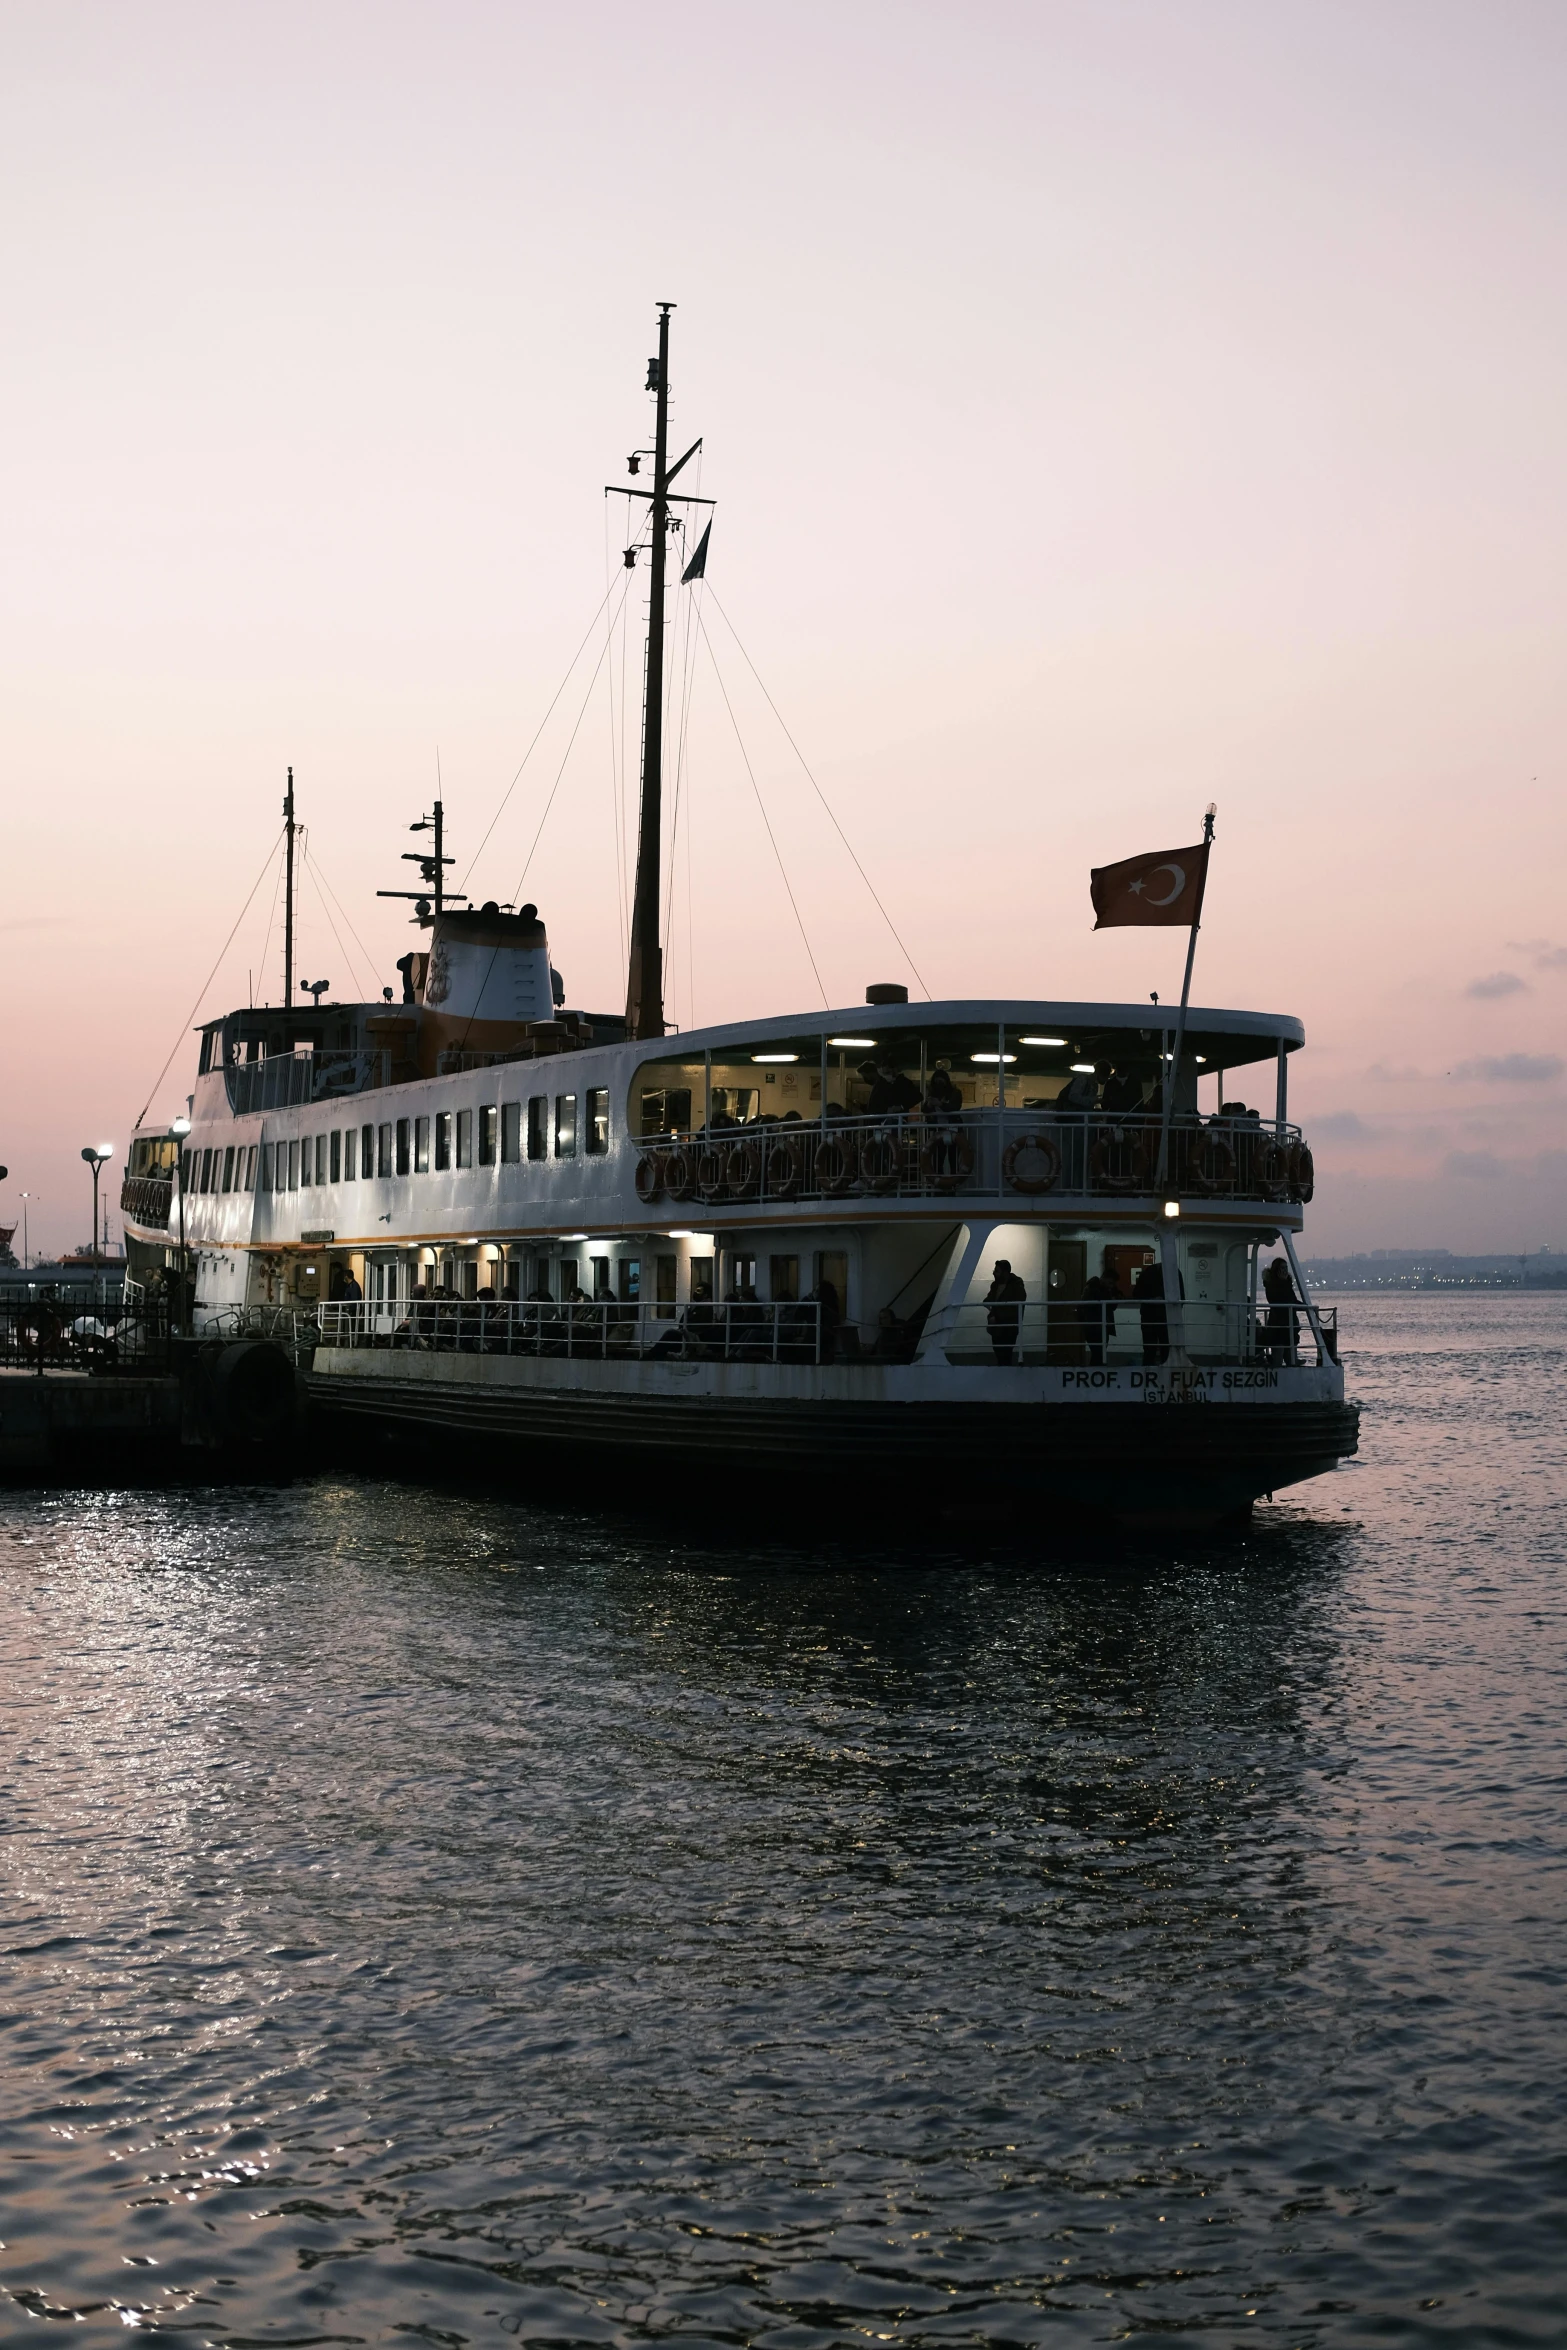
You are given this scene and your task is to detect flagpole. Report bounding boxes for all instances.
[1153,803,1217,1193]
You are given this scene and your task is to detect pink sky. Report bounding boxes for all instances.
[5,0,1566,1258]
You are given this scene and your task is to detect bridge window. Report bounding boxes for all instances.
[555,1094,577,1157]
[527,1097,547,1160]
[456,1109,473,1169]
[586,1089,609,1155]
[501,1102,522,1163]
[479,1105,497,1166]
[435,1111,451,1171]
[415,1116,430,1174]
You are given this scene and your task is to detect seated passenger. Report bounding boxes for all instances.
[872,1305,911,1361]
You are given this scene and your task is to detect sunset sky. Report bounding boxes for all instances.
[5,0,1566,1257]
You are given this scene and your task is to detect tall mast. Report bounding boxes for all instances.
[283,764,296,1009]
[625,301,673,1040]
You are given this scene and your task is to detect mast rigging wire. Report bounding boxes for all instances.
[133,828,284,1130]
[300,837,374,1002]
[695,608,828,1010]
[705,588,930,998]
[458,555,646,894]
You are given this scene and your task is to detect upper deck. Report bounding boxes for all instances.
[123,994,1314,1249]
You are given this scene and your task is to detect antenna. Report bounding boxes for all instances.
[283,765,296,1009]
[378,795,468,920]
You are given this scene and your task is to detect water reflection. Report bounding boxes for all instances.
[2,1304,1562,2346]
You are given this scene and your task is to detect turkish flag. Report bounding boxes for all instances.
[1090,841,1209,928]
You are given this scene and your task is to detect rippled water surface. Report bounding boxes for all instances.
[3,1295,1565,2345]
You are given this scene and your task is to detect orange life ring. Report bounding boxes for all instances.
[763,1133,802,1200]
[1189,1132,1236,1194]
[723,1139,761,1201]
[634,1152,663,1205]
[859,1132,901,1193]
[663,1146,694,1202]
[1090,1125,1149,1193]
[1002,1130,1060,1194]
[1291,1142,1315,1203]
[1256,1139,1291,1200]
[918,1127,974,1193]
[695,1143,728,1203]
[814,1133,855,1196]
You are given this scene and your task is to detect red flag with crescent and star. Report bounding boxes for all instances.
[1090,841,1210,928]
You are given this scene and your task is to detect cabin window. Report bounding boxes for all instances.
[501,1102,521,1163]
[377,1123,392,1178]
[361,1123,374,1179]
[200,1149,214,1193]
[769,1254,799,1301]
[456,1109,473,1169]
[586,1088,609,1155]
[435,1111,451,1171]
[689,1256,714,1302]
[479,1105,497,1166]
[555,1094,577,1157]
[260,1143,274,1191]
[288,1140,300,1191]
[395,1119,411,1177]
[221,1146,235,1193]
[527,1097,547,1160]
[632,1057,706,1137]
[342,1128,356,1181]
[330,1130,341,1183]
[590,1256,612,1300]
[723,1254,757,1298]
[618,1257,640,1302]
[315,1135,328,1185]
[414,1116,430,1174]
[244,1145,257,1191]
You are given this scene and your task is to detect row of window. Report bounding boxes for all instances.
[183,1091,612,1198]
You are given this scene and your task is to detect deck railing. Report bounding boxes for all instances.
[634,1111,1313,1209]
[934,1296,1337,1369]
[306,1291,1336,1370]
[224,1049,387,1116]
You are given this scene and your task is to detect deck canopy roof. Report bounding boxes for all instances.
[660,1000,1303,1075]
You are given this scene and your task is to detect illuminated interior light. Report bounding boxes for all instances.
[827,1036,877,1047]
[1070,1063,1096,1074]
[1019,1036,1067,1046]
[970,1052,1017,1064]
[751,1053,798,1063]
[1163,1201,1181,1219]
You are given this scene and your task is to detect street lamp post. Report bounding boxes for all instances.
[81,1145,114,1305]
[19,1193,36,1269]
[169,1118,191,1338]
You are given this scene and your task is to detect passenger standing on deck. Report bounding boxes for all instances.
[1077,1271,1116,1366]
[1134,1250,1184,1365]
[985,1260,1027,1364]
[1263,1255,1299,1359]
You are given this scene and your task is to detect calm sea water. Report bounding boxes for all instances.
[2,1295,1564,2347]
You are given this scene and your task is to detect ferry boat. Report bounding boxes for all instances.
[120,307,1356,1530]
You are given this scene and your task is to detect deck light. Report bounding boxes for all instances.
[1020,1036,1067,1046]
[562,1232,589,1241]
[1194,1055,1207,1064]
[970,1052,1017,1064]
[752,1053,798,1063]
[1069,1063,1096,1074]
[827,1036,877,1047]
[1163,1201,1181,1219]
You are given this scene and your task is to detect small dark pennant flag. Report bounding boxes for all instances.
[1090,841,1209,928]
[681,521,711,583]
